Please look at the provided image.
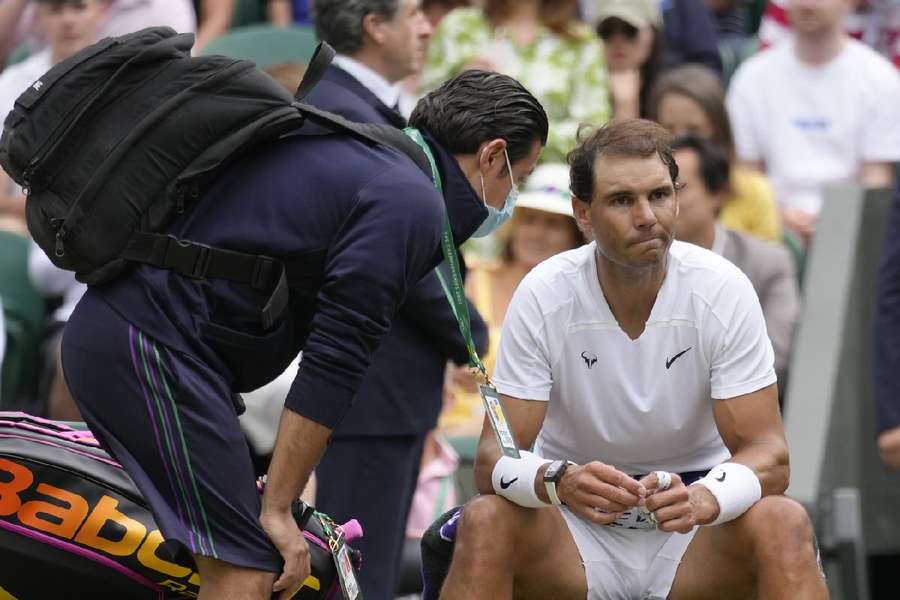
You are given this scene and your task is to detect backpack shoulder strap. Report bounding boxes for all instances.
[294,42,337,101]
[293,102,434,182]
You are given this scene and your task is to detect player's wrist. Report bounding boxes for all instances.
[687,483,720,524]
[691,462,762,526]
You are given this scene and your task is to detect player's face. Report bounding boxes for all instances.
[574,153,677,270]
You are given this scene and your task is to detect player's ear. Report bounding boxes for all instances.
[572,197,591,233]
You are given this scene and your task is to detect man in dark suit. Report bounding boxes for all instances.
[875,176,900,471]
[672,136,800,390]
[307,2,489,598]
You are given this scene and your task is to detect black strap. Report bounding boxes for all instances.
[123,232,289,330]
[294,41,336,101]
[292,102,434,182]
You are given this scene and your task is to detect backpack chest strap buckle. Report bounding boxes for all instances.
[163,235,212,279]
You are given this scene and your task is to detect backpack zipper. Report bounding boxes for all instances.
[50,218,67,257]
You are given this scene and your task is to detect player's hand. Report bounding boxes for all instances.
[878,427,900,470]
[557,461,646,525]
[260,508,311,599]
[641,473,718,533]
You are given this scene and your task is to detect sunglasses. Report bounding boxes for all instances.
[598,19,640,41]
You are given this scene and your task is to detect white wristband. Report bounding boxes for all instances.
[693,462,762,526]
[491,451,552,508]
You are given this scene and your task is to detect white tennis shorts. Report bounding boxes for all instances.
[559,506,697,600]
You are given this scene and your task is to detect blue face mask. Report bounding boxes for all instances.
[472,149,518,238]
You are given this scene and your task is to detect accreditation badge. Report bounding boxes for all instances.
[479,384,520,458]
[332,535,361,600]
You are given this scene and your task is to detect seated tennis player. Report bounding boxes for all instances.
[439,119,829,600]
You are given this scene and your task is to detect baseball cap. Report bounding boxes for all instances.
[594,0,662,29]
[516,163,574,218]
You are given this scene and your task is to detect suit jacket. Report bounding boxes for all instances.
[875,181,900,434]
[304,63,489,436]
[720,228,800,385]
[305,64,407,129]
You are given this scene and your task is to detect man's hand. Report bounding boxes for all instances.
[260,508,311,599]
[640,472,719,533]
[878,427,900,470]
[556,461,646,525]
[782,205,817,245]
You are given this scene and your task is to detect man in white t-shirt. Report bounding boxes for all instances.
[0,0,107,234]
[439,120,828,600]
[726,0,900,244]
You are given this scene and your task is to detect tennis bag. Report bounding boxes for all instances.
[0,26,431,332]
[0,412,362,599]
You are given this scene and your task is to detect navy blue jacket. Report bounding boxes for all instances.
[306,65,407,129]
[87,129,487,430]
[661,0,723,76]
[304,63,489,436]
[875,180,900,434]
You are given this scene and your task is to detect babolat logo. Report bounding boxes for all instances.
[0,458,323,596]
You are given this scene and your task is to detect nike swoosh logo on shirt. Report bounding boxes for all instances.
[665,347,692,369]
[715,472,726,482]
[499,477,518,489]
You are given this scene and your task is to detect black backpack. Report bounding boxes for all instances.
[0,27,432,330]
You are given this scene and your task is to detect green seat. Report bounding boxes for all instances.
[231,0,266,28]
[5,43,30,68]
[0,232,45,407]
[200,24,318,69]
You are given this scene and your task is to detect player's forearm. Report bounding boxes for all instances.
[728,437,790,497]
[473,424,503,494]
[261,407,332,514]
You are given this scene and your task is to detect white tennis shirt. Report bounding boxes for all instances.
[492,241,776,475]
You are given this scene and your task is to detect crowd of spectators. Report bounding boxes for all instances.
[0,1,898,598]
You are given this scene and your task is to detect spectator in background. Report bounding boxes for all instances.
[593,0,663,119]
[706,0,755,50]
[191,0,235,53]
[422,0,611,163]
[0,0,196,66]
[0,0,108,235]
[308,0,432,128]
[727,0,900,245]
[307,3,489,599]
[875,177,900,470]
[648,64,781,243]
[672,135,800,395]
[268,0,311,26]
[441,164,586,438]
[27,242,86,420]
[760,0,900,68]
[658,0,724,74]
[422,0,470,27]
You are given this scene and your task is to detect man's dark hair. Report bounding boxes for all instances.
[568,119,678,203]
[409,70,549,169]
[671,135,731,196]
[311,0,400,55]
